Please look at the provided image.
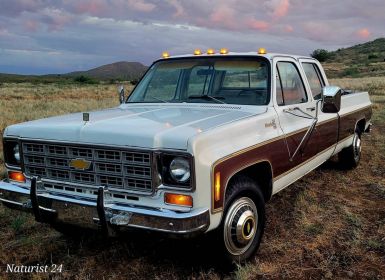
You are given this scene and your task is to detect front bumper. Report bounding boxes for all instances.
[0,178,210,236]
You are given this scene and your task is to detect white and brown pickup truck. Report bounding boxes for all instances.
[0,48,372,262]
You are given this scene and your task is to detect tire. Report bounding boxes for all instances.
[219,175,266,263]
[338,130,362,169]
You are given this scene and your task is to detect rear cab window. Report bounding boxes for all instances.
[302,62,325,100]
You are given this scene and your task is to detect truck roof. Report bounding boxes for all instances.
[162,51,316,61]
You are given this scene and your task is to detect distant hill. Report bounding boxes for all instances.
[322,38,385,78]
[0,61,148,83]
[1,39,385,83]
[65,61,148,81]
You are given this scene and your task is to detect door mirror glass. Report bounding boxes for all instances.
[118,85,125,104]
[321,86,341,113]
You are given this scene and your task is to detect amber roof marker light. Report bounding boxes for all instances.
[194,49,202,55]
[220,48,229,55]
[207,48,215,55]
[258,48,267,54]
[162,51,170,58]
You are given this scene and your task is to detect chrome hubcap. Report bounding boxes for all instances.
[353,133,361,161]
[224,197,258,256]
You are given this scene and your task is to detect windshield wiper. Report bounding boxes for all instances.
[188,95,226,104]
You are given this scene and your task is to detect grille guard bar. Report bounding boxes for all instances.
[0,178,210,236]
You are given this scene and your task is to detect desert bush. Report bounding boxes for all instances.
[74,75,98,84]
[310,49,331,62]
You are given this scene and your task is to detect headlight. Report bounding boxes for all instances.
[3,140,21,166]
[13,144,20,164]
[158,153,193,188]
[169,157,191,183]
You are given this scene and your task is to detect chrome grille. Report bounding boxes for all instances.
[22,142,153,193]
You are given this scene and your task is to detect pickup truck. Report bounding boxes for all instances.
[0,48,372,262]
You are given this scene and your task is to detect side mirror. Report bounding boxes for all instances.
[321,86,342,113]
[118,85,125,104]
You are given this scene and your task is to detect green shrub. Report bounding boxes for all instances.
[74,75,98,84]
[310,49,331,62]
[368,54,379,59]
[343,67,359,77]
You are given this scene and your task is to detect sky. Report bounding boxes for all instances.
[0,0,384,75]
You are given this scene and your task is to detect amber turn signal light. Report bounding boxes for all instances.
[165,193,193,207]
[8,171,26,183]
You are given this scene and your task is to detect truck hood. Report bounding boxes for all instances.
[5,104,266,150]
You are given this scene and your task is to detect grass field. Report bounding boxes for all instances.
[0,78,384,279]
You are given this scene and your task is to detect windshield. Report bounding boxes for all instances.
[127,57,270,105]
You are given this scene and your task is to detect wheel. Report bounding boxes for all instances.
[219,176,266,263]
[338,130,362,169]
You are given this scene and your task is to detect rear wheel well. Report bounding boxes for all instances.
[227,161,273,202]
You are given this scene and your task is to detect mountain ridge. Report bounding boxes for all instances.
[0,61,148,83]
[322,37,385,78]
[1,38,384,82]
[65,61,148,81]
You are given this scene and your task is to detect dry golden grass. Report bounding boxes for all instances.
[0,78,384,279]
[0,83,132,178]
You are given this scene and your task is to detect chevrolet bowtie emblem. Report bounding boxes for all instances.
[69,158,91,170]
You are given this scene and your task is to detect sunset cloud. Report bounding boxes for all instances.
[272,0,290,20]
[0,0,383,74]
[246,19,270,31]
[356,28,371,39]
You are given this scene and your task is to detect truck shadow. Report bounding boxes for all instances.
[54,223,235,275]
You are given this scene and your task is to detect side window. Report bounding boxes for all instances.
[302,63,324,100]
[276,62,308,105]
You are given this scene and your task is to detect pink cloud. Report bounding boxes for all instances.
[284,24,293,32]
[209,6,239,30]
[24,20,39,32]
[127,0,156,13]
[41,9,73,31]
[75,0,106,14]
[356,28,370,39]
[268,0,290,20]
[273,0,290,18]
[246,19,270,31]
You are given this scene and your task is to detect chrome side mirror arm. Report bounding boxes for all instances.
[288,99,322,162]
[118,85,125,104]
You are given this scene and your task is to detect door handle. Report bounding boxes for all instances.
[306,107,316,111]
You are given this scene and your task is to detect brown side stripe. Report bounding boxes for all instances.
[211,105,372,213]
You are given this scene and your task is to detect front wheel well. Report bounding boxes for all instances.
[226,161,273,202]
[356,118,366,134]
